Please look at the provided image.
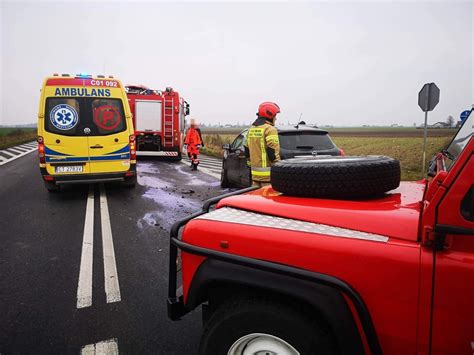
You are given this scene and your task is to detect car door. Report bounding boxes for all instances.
[238,130,251,187]
[429,116,474,354]
[227,131,246,185]
[87,98,131,174]
[44,97,91,175]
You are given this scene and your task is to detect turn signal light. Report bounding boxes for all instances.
[339,148,345,156]
[129,135,136,160]
[38,136,45,164]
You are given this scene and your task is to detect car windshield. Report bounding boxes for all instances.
[445,109,473,170]
[45,97,126,136]
[279,132,335,150]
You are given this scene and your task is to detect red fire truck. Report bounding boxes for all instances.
[126,85,189,159]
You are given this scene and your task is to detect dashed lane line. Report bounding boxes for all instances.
[76,186,95,309]
[100,184,121,304]
[81,338,119,355]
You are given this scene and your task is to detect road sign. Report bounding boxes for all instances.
[418,82,440,178]
[418,83,440,112]
[460,110,470,122]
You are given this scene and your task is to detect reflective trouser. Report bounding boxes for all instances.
[187,145,200,166]
[251,166,271,184]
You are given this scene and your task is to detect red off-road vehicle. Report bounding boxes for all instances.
[168,110,473,355]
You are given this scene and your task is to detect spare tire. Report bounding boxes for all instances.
[271,155,401,198]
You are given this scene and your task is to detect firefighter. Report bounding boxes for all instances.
[184,119,203,171]
[244,102,281,187]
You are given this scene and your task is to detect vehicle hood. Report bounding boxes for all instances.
[217,181,425,242]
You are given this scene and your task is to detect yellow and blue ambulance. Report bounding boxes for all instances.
[37,74,137,191]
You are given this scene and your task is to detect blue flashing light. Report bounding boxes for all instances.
[76,73,92,79]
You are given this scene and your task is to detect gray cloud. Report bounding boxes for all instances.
[1,1,473,126]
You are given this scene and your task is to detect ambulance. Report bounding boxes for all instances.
[37,73,137,191]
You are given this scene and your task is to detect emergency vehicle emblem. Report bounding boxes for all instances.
[50,104,79,130]
[93,106,121,131]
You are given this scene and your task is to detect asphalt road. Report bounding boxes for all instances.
[0,151,229,354]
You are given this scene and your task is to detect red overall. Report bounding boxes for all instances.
[185,127,202,169]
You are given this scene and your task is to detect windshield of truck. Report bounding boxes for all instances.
[445,109,473,170]
[279,132,335,150]
[46,97,126,136]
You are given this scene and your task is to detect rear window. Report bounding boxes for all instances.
[45,97,126,136]
[279,132,335,150]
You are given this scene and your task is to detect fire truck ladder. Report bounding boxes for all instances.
[163,96,174,148]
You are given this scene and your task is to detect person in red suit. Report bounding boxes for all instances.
[184,119,203,170]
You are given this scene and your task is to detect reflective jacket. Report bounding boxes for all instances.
[185,127,202,146]
[244,117,281,182]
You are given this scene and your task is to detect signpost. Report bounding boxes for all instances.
[460,110,470,123]
[418,83,440,178]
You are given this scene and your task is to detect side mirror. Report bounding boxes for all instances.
[184,101,190,116]
[222,144,230,150]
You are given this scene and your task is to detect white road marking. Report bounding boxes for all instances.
[0,143,36,166]
[76,186,95,309]
[81,338,119,355]
[180,155,221,180]
[6,147,25,154]
[14,145,32,152]
[0,150,16,158]
[100,184,121,303]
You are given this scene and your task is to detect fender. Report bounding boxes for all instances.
[186,258,365,355]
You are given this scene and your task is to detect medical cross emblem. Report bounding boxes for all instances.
[50,104,79,130]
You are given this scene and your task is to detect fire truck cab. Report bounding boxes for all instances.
[126,85,189,159]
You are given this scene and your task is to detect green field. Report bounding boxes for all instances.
[202,133,454,181]
[0,127,37,150]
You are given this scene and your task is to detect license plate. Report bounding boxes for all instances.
[55,165,83,173]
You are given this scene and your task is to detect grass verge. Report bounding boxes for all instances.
[0,128,37,150]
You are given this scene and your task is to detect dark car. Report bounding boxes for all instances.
[220,124,343,188]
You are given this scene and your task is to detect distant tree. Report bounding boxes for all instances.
[446,115,455,127]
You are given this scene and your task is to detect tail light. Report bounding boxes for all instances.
[338,148,345,156]
[129,135,136,160]
[38,136,45,164]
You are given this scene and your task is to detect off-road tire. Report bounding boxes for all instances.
[271,155,400,198]
[220,162,230,188]
[199,297,337,355]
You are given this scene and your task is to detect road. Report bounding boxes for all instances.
[0,149,228,354]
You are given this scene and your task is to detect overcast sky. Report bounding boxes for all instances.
[0,0,473,126]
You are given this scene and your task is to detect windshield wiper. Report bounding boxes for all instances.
[295,146,314,150]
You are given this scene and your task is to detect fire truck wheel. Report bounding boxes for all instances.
[199,297,336,355]
[271,155,400,198]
